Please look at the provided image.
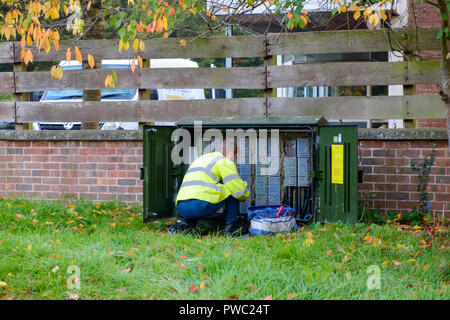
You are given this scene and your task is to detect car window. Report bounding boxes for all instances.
[41,64,137,101]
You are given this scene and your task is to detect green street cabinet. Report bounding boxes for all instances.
[141,116,358,224]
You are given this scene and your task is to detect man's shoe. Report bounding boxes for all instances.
[169,219,197,234]
[225,221,248,237]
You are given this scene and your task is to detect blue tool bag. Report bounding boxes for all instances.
[247,205,298,235]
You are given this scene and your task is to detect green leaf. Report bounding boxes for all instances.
[111,71,117,83]
[118,28,126,39]
[443,12,448,22]
[437,28,444,39]
[332,7,338,16]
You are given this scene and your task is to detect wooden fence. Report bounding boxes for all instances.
[0,27,446,125]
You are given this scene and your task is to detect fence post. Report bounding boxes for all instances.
[139,59,154,130]
[264,35,276,116]
[403,52,418,128]
[13,61,31,130]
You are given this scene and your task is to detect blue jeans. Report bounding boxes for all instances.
[177,197,239,224]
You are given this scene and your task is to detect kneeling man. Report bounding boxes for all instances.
[172,140,249,235]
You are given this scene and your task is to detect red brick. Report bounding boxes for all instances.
[364,174,386,183]
[385,192,410,200]
[79,178,98,185]
[43,163,61,169]
[31,141,49,148]
[32,170,50,177]
[435,193,450,202]
[98,178,116,185]
[360,141,384,148]
[374,183,397,191]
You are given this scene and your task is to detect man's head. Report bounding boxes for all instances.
[221,140,238,161]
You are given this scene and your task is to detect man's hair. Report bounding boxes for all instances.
[221,140,238,156]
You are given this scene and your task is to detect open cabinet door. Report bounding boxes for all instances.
[317,126,358,224]
[142,125,181,223]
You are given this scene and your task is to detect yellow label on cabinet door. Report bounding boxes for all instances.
[331,144,344,184]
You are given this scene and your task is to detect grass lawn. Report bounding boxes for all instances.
[0,198,448,300]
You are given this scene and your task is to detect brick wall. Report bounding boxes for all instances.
[0,133,448,216]
[0,140,143,202]
[358,139,450,216]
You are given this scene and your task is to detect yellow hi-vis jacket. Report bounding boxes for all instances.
[176,152,249,204]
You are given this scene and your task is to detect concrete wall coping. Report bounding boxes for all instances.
[0,128,448,141]
[358,128,448,140]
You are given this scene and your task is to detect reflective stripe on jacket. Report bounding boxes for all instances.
[176,152,249,204]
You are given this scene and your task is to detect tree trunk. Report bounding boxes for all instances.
[81,0,105,130]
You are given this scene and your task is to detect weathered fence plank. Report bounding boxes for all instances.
[267,96,446,120]
[0,102,16,122]
[16,98,266,122]
[0,42,14,63]
[0,73,14,94]
[267,27,440,56]
[268,61,441,87]
[12,36,265,62]
[14,67,266,92]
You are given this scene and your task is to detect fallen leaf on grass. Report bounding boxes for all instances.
[189,284,198,293]
[16,214,25,219]
[228,294,238,300]
[303,237,315,246]
[176,260,186,269]
[122,268,131,273]
[68,292,80,300]
[364,235,372,244]
[224,251,231,258]
[52,266,59,273]
[393,260,401,266]
[423,264,430,271]
[199,281,206,290]
[287,292,297,299]
[262,295,273,300]
[0,281,8,288]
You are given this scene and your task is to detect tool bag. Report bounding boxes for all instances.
[247,205,298,235]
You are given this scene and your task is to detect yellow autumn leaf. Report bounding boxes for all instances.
[303,237,315,246]
[180,39,187,46]
[368,13,380,26]
[0,281,8,287]
[133,38,139,51]
[131,57,136,73]
[199,281,206,290]
[364,235,372,244]
[88,54,95,69]
[123,40,130,51]
[118,38,123,53]
[382,260,390,266]
[354,10,361,21]
[137,55,143,69]
[139,40,146,52]
[300,15,308,26]
[74,46,82,63]
[27,245,32,251]
[24,49,33,65]
[65,47,71,62]
[224,251,231,258]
